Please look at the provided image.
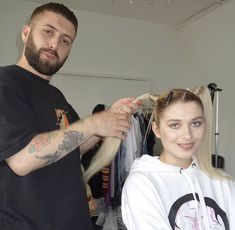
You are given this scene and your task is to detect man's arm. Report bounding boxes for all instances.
[6,110,131,176]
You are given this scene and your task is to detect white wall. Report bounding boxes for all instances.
[0,0,177,111]
[1,0,235,176]
[51,73,151,118]
[0,0,177,89]
[177,1,235,176]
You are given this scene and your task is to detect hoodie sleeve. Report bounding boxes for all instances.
[121,172,171,230]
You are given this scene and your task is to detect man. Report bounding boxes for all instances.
[0,3,138,230]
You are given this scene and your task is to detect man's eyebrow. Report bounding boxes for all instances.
[43,24,73,41]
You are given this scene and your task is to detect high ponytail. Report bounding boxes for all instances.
[84,94,151,183]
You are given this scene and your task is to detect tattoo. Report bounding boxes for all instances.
[58,131,85,152]
[33,131,85,166]
[36,151,62,166]
[28,133,56,153]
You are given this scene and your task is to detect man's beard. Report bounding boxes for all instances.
[24,33,67,76]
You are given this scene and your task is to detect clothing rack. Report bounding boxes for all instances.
[208,83,224,169]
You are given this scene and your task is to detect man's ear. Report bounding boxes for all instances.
[152,121,161,139]
[22,25,30,44]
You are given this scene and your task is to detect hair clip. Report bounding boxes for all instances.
[182,88,190,100]
[165,91,174,105]
[187,88,201,97]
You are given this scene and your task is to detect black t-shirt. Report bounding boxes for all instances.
[0,65,93,230]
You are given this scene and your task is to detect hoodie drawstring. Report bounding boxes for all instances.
[180,164,211,230]
[193,167,211,229]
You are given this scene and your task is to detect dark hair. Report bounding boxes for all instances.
[92,104,105,114]
[29,2,78,34]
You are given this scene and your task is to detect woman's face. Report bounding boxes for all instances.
[152,101,205,168]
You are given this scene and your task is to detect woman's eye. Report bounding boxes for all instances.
[169,123,180,129]
[192,121,202,127]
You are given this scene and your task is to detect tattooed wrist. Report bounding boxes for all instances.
[59,130,85,152]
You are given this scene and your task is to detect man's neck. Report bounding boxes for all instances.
[17,57,52,81]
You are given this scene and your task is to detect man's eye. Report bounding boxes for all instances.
[62,39,70,46]
[44,30,53,35]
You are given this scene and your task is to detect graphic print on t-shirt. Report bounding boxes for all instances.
[168,193,229,229]
[55,109,69,129]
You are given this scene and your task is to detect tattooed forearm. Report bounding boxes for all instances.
[36,151,62,166]
[32,131,85,166]
[28,133,57,153]
[58,131,85,152]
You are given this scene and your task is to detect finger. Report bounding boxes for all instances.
[120,104,133,115]
[115,112,130,120]
[114,130,127,140]
[117,97,136,104]
[120,101,141,115]
[110,97,136,112]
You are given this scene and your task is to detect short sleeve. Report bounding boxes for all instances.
[0,86,37,161]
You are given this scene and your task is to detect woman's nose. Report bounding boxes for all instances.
[181,125,192,139]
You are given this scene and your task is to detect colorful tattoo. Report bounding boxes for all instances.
[34,131,85,166]
[28,133,56,153]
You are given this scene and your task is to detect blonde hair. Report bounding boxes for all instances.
[84,86,229,182]
[84,94,150,183]
[152,85,229,180]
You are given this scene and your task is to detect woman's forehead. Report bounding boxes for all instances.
[161,101,203,120]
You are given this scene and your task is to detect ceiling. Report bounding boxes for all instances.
[18,0,230,27]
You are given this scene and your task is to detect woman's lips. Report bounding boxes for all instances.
[178,143,194,150]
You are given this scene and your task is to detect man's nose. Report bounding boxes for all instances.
[49,37,59,50]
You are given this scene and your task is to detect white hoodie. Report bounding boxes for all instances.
[121,155,235,230]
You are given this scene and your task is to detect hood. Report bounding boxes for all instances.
[129,154,196,175]
[129,154,211,230]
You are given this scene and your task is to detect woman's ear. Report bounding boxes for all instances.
[152,121,161,139]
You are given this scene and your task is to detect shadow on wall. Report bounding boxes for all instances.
[16,32,24,62]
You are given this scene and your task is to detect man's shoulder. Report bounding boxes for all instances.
[0,65,17,78]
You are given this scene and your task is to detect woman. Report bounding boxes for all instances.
[121,85,235,230]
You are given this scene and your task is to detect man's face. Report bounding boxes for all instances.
[24,30,67,75]
[24,11,76,76]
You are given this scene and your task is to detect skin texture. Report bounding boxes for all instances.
[152,101,205,168]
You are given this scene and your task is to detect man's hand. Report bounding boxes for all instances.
[89,111,130,139]
[88,97,142,139]
[109,97,142,115]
